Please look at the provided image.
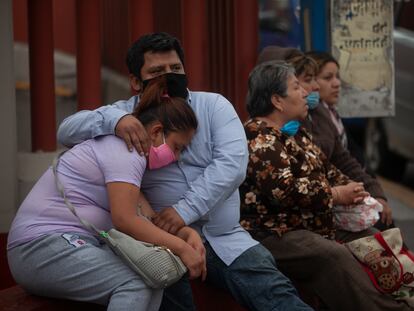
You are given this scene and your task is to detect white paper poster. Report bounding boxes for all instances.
[331,0,394,117]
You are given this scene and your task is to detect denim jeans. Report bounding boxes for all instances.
[204,242,313,311]
[159,276,195,311]
[161,242,312,311]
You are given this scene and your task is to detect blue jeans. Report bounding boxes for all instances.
[161,243,313,311]
[159,276,195,311]
[205,242,313,311]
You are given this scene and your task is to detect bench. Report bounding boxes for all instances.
[0,282,246,311]
[0,286,105,311]
[0,233,316,310]
[0,233,246,310]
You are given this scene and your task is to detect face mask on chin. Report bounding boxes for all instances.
[280,120,301,136]
[142,72,188,99]
[306,92,320,110]
[148,134,177,170]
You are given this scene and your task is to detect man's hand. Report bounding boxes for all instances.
[115,115,151,155]
[376,198,393,226]
[153,207,185,234]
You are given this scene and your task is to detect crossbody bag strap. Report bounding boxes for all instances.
[53,152,148,238]
[52,152,105,237]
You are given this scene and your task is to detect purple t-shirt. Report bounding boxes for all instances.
[7,135,146,249]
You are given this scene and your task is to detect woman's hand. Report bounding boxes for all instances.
[332,182,369,206]
[176,243,205,280]
[376,198,393,226]
[177,227,207,281]
[108,182,204,280]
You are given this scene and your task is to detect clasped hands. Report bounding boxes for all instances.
[332,182,369,206]
[154,207,207,280]
[332,182,393,226]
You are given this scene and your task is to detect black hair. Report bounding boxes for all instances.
[126,32,185,81]
[305,51,339,75]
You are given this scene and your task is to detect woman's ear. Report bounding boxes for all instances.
[147,122,164,146]
[129,74,142,93]
[271,94,284,112]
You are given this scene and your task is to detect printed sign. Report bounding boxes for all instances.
[331,0,394,117]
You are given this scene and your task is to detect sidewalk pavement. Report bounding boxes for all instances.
[378,177,414,250]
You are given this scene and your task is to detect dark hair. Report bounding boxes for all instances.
[257,46,303,65]
[132,76,197,135]
[126,32,185,81]
[246,61,295,118]
[305,51,339,75]
[256,46,317,78]
[287,54,318,77]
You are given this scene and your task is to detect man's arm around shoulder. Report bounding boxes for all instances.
[57,97,136,147]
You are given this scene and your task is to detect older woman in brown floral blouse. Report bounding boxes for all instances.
[239,61,412,311]
[240,62,368,240]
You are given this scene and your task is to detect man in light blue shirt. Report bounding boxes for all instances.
[58,32,312,311]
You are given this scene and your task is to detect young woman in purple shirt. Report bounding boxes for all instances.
[7,77,205,311]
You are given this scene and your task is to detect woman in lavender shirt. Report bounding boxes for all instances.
[7,77,205,311]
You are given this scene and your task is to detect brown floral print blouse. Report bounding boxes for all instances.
[240,119,350,239]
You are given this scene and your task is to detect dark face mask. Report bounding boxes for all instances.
[142,72,188,99]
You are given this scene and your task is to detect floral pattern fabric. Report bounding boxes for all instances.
[240,119,350,239]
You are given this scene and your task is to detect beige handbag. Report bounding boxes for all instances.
[52,154,187,289]
[346,228,414,306]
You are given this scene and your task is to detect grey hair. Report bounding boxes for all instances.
[246,61,295,118]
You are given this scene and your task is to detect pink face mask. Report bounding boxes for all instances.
[148,135,177,170]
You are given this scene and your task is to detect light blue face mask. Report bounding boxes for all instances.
[280,120,301,136]
[306,92,320,110]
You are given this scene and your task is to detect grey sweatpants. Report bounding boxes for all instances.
[257,229,413,311]
[7,233,163,311]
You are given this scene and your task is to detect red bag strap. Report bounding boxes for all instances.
[373,231,404,292]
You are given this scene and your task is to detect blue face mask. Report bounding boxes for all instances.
[280,120,301,136]
[306,92,320,110]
